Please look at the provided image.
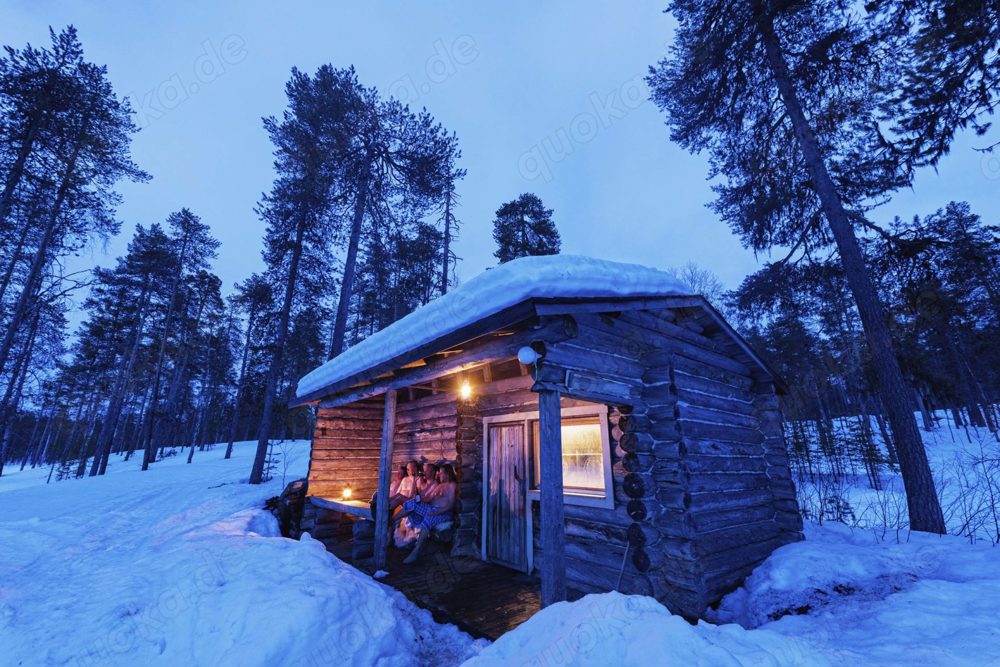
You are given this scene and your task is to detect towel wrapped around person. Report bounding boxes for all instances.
[393,464,457,562]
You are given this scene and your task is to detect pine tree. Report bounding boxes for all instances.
[224,274,272,459]
[249,67,348,484]
[250,65,460,483]
[874,0,1000,169]
[82,224,173,476]
[648,0,947,532]
[0,26,148,384]
[437,136,465,294]
[327,86,456,358]
[866,202,1000,433]
[492,193,560,264]
[140,209,219,470]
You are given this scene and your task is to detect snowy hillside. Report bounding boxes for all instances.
[1,436,998,666]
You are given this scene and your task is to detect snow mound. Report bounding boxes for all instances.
[0,441,480,666]
[204,508,282,537]
[296,254,692,398]
[709,522,1000,666]
[464,592,830,667]
[711,523,923,627]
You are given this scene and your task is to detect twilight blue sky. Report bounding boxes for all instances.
[3,1,998,310]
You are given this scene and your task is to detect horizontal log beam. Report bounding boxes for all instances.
[290,301,540,406]
[316,317,577,409]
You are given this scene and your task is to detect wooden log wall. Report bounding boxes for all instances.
[536,308,802,618]
[308,398,385,500]
[531,313,659,598]
[628,307,802,618]
[390,390,483,557]
[307,387,484,557]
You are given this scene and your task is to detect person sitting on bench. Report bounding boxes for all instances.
[387,461,421,511]
[394,464,457,563]
[392,462,437,548]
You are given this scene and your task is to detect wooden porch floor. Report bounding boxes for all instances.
[323,534,543,640]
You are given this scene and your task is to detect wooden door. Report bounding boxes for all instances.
[486,422,528,571]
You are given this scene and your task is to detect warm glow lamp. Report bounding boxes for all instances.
[342,485,352,500]
[459,379,473,401]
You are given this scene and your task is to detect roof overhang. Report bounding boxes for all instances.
[290,295,785,409]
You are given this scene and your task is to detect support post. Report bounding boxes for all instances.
[538,389,566,606]
[374,389,397,571]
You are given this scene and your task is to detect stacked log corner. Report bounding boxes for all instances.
[530,312,661,599]
[453,397,483,558]
[537,307,803,618]
[632,311,803,619]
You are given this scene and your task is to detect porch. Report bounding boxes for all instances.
[318,520,554,640]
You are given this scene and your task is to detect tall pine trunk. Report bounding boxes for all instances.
[0,150,82,378]
[329,167,370,359]
[250,217,307,484]
[0,204,39,308]
[440,186,452,295]
[153,290,206,458]
[142,237,192,470]
[755,1,945,533]
[91,280,151,476]
[0,103,93,378]
[0,309,39,476]
[0,107,44,227]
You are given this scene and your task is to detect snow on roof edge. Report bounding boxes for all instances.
[295,255,694,399]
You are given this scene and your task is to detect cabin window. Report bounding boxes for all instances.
[528,411,614,508]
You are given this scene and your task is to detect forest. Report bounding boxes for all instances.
[0,1,998,543]
[0,34,566,485]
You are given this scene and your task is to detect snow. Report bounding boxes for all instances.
[0,442,481,666]
[708,523,1000,666]
[2,423,999,666]
[793,412,1000,544]
[469,522,1000,667]
[295,255,692,398]
[466,592,830,667]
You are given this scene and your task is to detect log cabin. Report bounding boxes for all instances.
[289,255,802,623]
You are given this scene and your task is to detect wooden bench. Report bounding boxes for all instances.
[310,496,373,520]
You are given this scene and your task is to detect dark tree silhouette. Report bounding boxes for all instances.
[492,193,561,264]
[648,0,946,532]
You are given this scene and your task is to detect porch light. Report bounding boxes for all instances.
[342,485,353,500]
[517,345,540,365]
[459,379,473,401]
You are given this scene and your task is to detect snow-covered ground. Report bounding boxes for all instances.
[470,522,1000,666]
[1,431,998,666]
[793,413,1000,545]
[0,442,480,666]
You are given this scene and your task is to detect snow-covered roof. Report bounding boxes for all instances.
[295,255,693,400]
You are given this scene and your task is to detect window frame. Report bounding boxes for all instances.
[525,404,614,510]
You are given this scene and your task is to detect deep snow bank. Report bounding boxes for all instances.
[3,440,999,667]
[0,442,480,666]
[467,523,1000,667]
[709,522,1000,666]
[466,592,828,667]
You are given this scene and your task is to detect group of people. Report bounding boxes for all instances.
[384,460,457,563]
